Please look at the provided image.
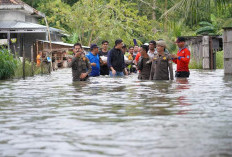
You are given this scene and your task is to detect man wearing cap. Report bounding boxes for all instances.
[107,39,128,77]
[150,40,173,80]
[86,44,100,77]
[172,37,190,78]
[68,43,92,81]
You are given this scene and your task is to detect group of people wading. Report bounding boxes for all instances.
[68,37,190,81]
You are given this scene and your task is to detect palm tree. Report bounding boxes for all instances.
[162,0,231,25]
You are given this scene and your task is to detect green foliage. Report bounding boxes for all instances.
[189,57,203,69]
[0,48,50,80]
[23,0,231,51]
[38,0,71,31]
[65,0,153,47]
[0,48,18,80]
[62,0,79,5]
[199,21,214,27]
[14,61,50,78]
[21,0,46,8]
[196,25,215,35]
[216,51,224,69]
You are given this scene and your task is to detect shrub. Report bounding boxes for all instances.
[216,50,224,69]
[189,57,203,69]
[0,48,18,80]
[14,60,50,78]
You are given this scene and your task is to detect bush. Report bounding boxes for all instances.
[216,50,224,69]
[14,60,50,78]
[0,48,18,80]
[189,57,203,69]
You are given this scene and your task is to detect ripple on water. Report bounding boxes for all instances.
[0,69,232,157]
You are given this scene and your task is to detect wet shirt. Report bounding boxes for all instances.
[150,53,174,80]
[68,55,92,81]
[107,47,125,72]
[99,50,109,75]
[172,47,190,72]
[138,57,151,80]
[86,52,100,76]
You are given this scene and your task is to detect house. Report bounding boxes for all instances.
[223,27,232,74]
[184,35,223,69]
[0,0,65,59]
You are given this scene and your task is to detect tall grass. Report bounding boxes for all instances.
[0,48,18,79]
[14,60,50,79]
[189,57,203,69]
[0,47,50,80]
[216,51,224,69]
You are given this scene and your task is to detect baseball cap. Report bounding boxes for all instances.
[176,37,186,43]
[90,44,99,50]
[156,40,167,48]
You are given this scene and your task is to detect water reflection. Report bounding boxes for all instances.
[175,78,192,115]
[0,69,232,157]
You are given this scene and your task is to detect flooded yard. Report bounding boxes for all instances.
[0,68,232,157]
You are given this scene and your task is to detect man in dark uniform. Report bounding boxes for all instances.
[150,41,173,80]
[137,45,151,80]
[68,43,92,81]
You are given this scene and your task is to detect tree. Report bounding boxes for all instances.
[67,0,153,46]
[38,0,71,31]
[162,0,231,26]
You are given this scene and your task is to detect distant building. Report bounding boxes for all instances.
[184,35,222,69]
[0,0,65,59]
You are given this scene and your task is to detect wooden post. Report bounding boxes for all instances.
[22,35,25,79]
[223,27,232,74]
[209,36,214,69]
[7,31,10,53]
[202,36,210,69]
[36,40,39,56]
[41,41,44,74]
[44,16,53,73]
[31,45,34,76]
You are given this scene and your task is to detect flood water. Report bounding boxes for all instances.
[0,68,232,157]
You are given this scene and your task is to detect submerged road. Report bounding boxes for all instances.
[0,68,232,157]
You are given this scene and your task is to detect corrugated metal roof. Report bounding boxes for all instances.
[0,0,45,18]
[0,0,24,5]
[0,21,46,29]
[0,21,66,35]
[37,40,90,49]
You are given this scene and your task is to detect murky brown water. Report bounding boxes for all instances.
[0,68,232,157]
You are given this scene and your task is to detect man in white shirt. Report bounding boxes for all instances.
[148,40,156,59]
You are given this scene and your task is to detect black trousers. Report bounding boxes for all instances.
[175,71,190,78]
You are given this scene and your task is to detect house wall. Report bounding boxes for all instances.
[0,11,25,21]
[185,37,203,66]
[11,33,46,59]
[185,36,222,69]
[223,28,232,74]
[25,16,39,24]
[24,33,46,59]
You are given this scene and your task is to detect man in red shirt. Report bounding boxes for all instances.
[172,37,190,78]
